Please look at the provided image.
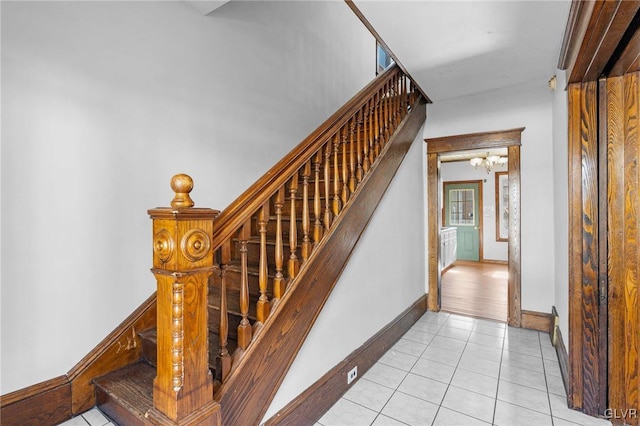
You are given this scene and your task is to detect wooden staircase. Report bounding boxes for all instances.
[91,65,426,425]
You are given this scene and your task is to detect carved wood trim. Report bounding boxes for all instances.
[425,128,523,327]
[558,0,640,83]
[343,0,432,104]
[216,98,426,426]
[263,295,428,426]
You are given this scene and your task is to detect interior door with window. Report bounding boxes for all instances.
[444,181,481,261]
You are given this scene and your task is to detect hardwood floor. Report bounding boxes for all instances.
[441,260,508,322]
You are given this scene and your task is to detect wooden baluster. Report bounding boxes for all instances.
[400,74,405,118]
[391,76,398,129]
[378,88,385,153]
[332,134,342,216]
[348,118,357,193]
[362,103,371,173]
[373,91,380,161]
[148,174,220,424]
[341,126,350,205]
[288,172,299,279]
[323,140,333,230]
[313,151,323,246]
[256,202,270,323]
[395,74,401,126]
[272,188,285,300]
[237,221,252,351]
[301,161,312,261]
[369,96,376,166]
[356,109,364,182]
[383,82,389,146]
[216,241,231,384]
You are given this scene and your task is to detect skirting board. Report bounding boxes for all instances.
[0,375,72,426]
[263,294,428,426]
[521,309,553,333]
[551,306,570,401]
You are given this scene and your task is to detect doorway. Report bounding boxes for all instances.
[425,128,524,327]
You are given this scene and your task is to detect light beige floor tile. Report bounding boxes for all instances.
[429,335,467,353]
[391,338,427,357]
[493,400,553,426]
[441,386,496,423]
[432,406,490,426]
[378,349,418,372]
[381,391,439,426]
[370,414,407,426]
[397,372,448,405]
[343,378,395,412]
[499,363,548,391]
[450,368,499,397]
[364,362,408,389]
[410,357,456,384]
[497,380,550,415]
[318,397,378,426]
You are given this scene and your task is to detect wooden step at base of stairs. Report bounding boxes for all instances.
[94,362,155,426]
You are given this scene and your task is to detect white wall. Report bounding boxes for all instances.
[424,81,556,314]
[264,125,427,421]
[551,70,569,348]
[0,0,375,394]
[440,161,508,261]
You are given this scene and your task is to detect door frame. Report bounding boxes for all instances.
[442,180,484,261]
[425,127,524,327]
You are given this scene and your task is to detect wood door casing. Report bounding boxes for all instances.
[425,128,523,326]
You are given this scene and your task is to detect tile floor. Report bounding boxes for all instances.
[317,311,613,426]
[58,408,113,426]
[57,311,614,426]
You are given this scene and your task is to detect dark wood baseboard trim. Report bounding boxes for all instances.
[0,376,72,426]
[0,293,157,424]
[263,294,428,426]
[521,309,553,332]
[481,259,508,265]
[551,306,571,405]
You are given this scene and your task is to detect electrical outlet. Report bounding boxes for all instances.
[347,366,357,384]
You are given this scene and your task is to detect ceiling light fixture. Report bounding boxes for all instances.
[469,152,508,173]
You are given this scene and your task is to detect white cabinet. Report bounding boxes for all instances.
[440,227,457,271]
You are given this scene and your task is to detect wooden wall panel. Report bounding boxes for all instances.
[568,80,602,415]
[607,72,639,425]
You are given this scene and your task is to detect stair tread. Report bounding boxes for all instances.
[94,362,154,419]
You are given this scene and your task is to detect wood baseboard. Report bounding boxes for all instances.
[481,259,508,265]
[551,306,570,404]
[0,376,71,426]
[0,292,157,424]
[263,294,428,426]
[521,309,553,332]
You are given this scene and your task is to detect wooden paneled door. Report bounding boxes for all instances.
[605,72,639,424]
[567,72,639,423]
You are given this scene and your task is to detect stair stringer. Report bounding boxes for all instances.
[216,97,426,426]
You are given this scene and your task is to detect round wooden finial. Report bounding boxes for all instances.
[170,174,195,208]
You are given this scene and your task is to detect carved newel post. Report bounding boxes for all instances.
[147,174,221,426]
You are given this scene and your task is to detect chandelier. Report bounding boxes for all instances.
[470,152,508,173]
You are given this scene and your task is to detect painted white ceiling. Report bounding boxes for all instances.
[354,0,572,102]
